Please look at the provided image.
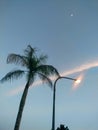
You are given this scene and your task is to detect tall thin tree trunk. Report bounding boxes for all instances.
[14,82,29,130]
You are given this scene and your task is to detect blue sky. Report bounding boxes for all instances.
[0,0,98,130]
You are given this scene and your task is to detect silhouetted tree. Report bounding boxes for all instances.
[0,45,59,130]
[56,124,69,130]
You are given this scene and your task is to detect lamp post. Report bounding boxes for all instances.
[51,76,77,130]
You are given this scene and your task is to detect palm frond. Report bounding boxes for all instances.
[36,65,60,77]
[0,70,25,83]
[24,45,37,58]
[37,54,48,65]
[7,54,27,67]
[37,72,52,88]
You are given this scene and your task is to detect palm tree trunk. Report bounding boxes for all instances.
[14,81,29,130]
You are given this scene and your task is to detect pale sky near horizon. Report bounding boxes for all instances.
[0,0,98,130]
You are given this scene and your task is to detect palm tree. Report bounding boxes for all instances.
[0,45,59,130]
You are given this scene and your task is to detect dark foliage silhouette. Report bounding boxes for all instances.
[56,124,69,130]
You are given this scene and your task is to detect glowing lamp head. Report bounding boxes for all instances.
[75,79,81,84]
[73,74,83,90]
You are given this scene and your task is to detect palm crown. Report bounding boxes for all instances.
[1,45,59,86]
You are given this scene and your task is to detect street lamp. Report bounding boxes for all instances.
[51,76,80,130]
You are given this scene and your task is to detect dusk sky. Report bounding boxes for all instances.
[0,0,98,130]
